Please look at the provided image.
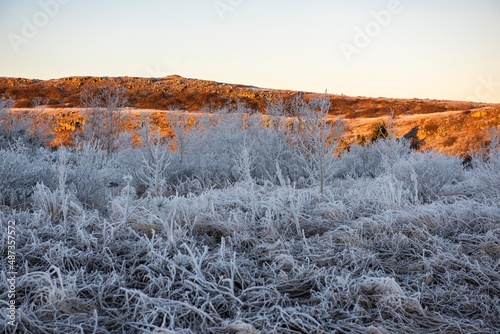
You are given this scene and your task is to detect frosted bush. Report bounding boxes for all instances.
[78,83,128,155]
[179,109,308,188]
[471,127,500,200]
[0,145,57,208]
[391,151,465,203]
[66,141,119,209]
[288,96,344,193]
[335,138,410,178]
[0,97,55,150]
[137,141,171,197]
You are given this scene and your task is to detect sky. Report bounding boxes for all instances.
[0,0,499,103]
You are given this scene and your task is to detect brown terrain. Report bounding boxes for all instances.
[1,75,499,156]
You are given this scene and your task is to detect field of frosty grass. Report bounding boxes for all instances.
[1,94,499,333]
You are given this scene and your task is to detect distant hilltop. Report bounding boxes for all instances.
[0,75,490,115]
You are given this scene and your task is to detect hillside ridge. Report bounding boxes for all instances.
[1,75,499,155]
[0,75,492,114]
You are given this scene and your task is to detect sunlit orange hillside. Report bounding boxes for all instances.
[1,75,499,156]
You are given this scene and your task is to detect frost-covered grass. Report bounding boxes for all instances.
[1,100,499,333]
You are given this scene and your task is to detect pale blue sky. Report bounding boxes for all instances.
[1,0,499,102]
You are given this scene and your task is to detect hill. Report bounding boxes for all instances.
[1,75,499,155]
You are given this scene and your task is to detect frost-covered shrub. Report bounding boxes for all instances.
[391,151,465,203]
[137,141,172,197]
[179,111,291,187]
[0,144,57,208]
[121,122,174,197]
[77,83,128,155]
[335,139,464,203]
[184,112,255,184]
[175,104,332,189]
[66,141,120,209]
[335,138,411,178]
[340,174,416,216]
[32,182,82,225]
[288,96,344,193]
[471,127,500,200]
[0,97,55,150]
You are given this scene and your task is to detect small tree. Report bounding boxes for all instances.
[69,140,113,209]
[27,97,55,147]
[167,108,190,170]
[138,139,171,197]
[264,97,304,184]
[78,82,128,155]
[291,95,344,194]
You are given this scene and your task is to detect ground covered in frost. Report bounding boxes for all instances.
[1,96,499,333]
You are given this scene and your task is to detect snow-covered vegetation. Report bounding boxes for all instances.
[1,92,499,333]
